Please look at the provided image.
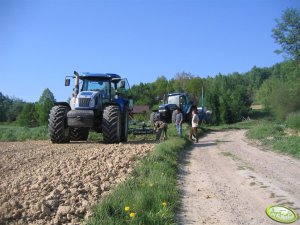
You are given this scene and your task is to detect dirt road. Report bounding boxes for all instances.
[0,140,154,225]
[177,130,300,225]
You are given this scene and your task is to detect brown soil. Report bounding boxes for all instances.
[0,140,155,225]
[177,129,300,225]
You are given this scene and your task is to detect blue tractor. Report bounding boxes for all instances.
[150,93,196,124]
[48,71,132,143]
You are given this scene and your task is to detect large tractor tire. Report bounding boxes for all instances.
[150,112,160,124]
[70,128,89,141]
[121,108,128,142]
[103,105,121,143]
[48,105,70,143]
[172,110,177,123]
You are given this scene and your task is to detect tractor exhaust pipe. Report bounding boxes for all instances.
[74,71,80,97]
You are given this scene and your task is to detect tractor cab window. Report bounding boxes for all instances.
[168,95,179,105]
[180,95,189,109]
[114,78,131,99]
[81,79,110,99]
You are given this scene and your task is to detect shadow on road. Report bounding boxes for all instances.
[193,142,217,147]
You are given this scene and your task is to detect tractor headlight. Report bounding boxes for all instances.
[89,98,96,108]
[75,97,79,108]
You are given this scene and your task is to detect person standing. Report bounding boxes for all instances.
[175,108,183,137]
[190,109,199,143]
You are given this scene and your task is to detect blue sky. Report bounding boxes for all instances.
[0,0,299,102]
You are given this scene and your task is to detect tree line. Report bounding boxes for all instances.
[130,59,299,124]
[0,88,55,127]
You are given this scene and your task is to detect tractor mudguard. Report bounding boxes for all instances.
[54,102,71,110]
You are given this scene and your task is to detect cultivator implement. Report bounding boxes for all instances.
[128,121,154,135]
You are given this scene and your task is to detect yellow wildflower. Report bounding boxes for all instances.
[162,201,167,207]
[124,206,130,212]
[129,212,136,218]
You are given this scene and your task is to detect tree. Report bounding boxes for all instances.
[35,88,56,126]
[154,76,169,99]
[257,61,300,120]
[0,92,12,122]
[172,72,194,92]
[131,82,157,107]
[17,103,38,127]
[272,8,300,62]
[186,77,205,106]
[7,98,25,122]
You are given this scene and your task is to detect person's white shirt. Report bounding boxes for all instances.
[192,114,199,127]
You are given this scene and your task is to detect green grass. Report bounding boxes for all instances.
[87,125,191,225]
[246,120,300,158]
[207,119,259,130]
[0,125,49,141]
[204,108,300,158]
[272,136,300,157]
[286,111,300,131]
[246,121,284,140]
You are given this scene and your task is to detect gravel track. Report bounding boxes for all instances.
[177,129,300,225]
[0,140,155,224]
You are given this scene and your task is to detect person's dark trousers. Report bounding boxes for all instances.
[189,127,198,142]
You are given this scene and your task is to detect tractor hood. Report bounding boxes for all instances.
[78,91,96,97]
[159,103,177,112]
[75,91,102,109]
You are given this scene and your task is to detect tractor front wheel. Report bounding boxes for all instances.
[103,105,121,143]
[48,105,70,143]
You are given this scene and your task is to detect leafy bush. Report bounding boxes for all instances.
[286,112,300,131]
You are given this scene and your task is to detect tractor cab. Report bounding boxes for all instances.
[151,93,195,124]
[167,93,190,113]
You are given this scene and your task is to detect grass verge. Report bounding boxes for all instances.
[203,107,300,158]
[0,125,49,141]
[286,111,300,131]
[246,120,300,158]
[87,126,190,225]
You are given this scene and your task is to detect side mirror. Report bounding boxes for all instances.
[65,78,70,86]
[120,80,125,89]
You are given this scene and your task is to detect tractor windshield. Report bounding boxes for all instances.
[168,95,180,106]
[81,79,110,99]
[168,94,189,108]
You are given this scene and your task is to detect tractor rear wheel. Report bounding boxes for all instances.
[172,110,177,123]
[48,105,70,143]
[103,105,121,143]
[150,112,160,124]
[70,128,89,141]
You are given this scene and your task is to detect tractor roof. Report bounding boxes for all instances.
[168,93,187,96]
[80,72,121,79]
